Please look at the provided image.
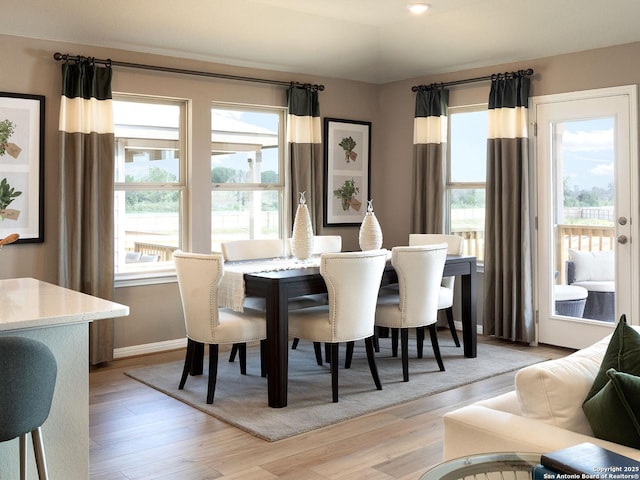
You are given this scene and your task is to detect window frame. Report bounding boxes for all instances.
[210,102,287,251]
[113,94,188,286]
[446,103,488,265]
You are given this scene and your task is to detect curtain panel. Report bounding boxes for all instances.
[287,86,322,231]
[411,87,448,234]
[483,73,534,343]
[58,61,116,364]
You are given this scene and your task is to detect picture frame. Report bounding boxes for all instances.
[0,92,45,243]
[323,118,371,226]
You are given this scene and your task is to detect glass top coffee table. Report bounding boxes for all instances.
[419,452,542,480]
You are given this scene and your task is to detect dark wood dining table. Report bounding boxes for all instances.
[243,255,477,408]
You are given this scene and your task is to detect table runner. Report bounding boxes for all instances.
[219,257,321,311]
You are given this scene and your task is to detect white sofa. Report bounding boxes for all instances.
[442,327,640,461]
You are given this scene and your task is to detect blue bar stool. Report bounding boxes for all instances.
[0,337,57,479]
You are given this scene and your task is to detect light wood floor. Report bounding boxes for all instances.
[88,336,571,480]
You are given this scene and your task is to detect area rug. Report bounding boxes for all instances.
[125,338,546,441]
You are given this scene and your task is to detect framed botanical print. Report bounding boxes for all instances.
[0,92,45,243]
[323,118,371,226]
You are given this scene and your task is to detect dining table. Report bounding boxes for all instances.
[207,253,478,408]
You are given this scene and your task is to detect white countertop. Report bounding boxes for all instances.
[0,277,130,332]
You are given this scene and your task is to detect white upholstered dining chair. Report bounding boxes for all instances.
[220,238,285,261]
[289,234,343,351]
[409,233,464,348]
[173,250,267,404]
[375,244,448,381]
[287,249,388,402]
[221,237,330,361]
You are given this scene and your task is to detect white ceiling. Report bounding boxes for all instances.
[5,0,640,84]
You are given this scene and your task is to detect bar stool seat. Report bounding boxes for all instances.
[0,336,57,480]
[554,285,588,317]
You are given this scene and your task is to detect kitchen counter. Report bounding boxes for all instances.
[0,278,129,479]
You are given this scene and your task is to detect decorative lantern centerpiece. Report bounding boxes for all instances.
[359,200,383,251]
[291,192,314,261]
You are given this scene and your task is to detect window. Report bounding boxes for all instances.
[447,106,487,262]
[113,96,186,277]
[211,104,285,252]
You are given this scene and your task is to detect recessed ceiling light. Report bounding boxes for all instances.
[408,3,431,14]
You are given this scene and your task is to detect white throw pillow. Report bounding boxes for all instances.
[515,340,608,435]
[569,249,615,282]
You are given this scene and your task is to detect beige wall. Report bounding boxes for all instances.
[2,33,640,351]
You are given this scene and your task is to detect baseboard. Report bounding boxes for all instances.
[114,338,187,359]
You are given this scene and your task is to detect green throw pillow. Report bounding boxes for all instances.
[584,314,640,402]
[583,368,640,448]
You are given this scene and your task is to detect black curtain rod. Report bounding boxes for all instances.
[53,52,325,92]
[411,68,533,92]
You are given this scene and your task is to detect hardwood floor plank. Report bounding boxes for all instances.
[89,339,572,479]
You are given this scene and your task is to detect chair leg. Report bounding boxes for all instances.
[416,326,425,359]
[391,328,399,357]
[207,344,219,404]
[260,339,267,378]
[238,343,247,375]
[446,307,461,347]
[325,343,331,363]
[345,341,354,368]
[365,336,382,391]
[291,337,300,349]
[19,433,27,480]
[328,343,340,402]
[428,324,445,372]
[377,326,390,338]
[228,343,239,362]
[401,328,410,382]
[373,327,380,352]
[32,426,49,480]
[179,338,196,389]
[313,342,323,366]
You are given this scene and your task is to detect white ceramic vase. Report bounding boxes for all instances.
[359,200,383,251]
[291,192,314,260]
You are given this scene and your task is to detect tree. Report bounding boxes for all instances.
[212,166,239,183]
[261,170,278,184]
[125,167,179,212]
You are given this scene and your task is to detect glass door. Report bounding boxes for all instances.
[533,86,638,349]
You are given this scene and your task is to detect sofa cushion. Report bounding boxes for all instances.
[515,343,605,435]
[569,249,614,282]
[584,314,640,402]
[583,369,640,448]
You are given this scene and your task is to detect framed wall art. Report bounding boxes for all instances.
[323,118,371,226]
[0,92,45,243]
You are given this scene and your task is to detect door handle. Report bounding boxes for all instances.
[618,235,628,244]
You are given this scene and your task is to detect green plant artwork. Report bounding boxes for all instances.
[333,178,359,211]
[0,177,22,212]
[0,119,15,157]
[338,136,357,163]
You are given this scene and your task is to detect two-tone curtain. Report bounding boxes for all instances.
[483,72,534,343]
[58,59,115,364]
[287,85,322,230]
[411,86,449,234]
